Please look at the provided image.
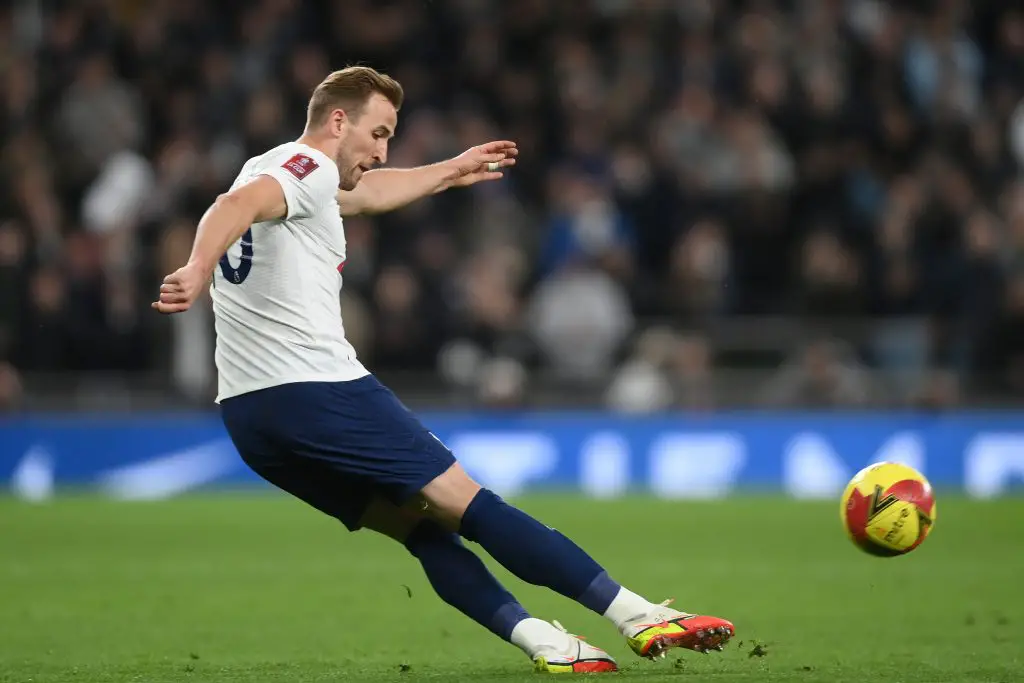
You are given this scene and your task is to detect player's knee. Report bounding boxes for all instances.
[402,518,463,557]
[358,496,425,543]
[419,462,481,532]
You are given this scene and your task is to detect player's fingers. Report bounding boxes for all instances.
[477,152,507,164]
[160,292,190,304]
[478,140,516,153]
[151,301,190,314]
[160,283,182,293]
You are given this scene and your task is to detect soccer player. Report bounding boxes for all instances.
[152,66,734,673]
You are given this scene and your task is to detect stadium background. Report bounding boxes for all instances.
[2,0,1023,500]
[1,0,1023,413]
[2,3,1023,682]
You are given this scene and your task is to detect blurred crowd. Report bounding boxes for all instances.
[2,0,1024,410]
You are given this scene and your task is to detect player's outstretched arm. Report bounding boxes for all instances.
[152,175,287,314]
[337,140,517,217]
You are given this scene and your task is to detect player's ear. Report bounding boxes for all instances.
[329,108,348,136]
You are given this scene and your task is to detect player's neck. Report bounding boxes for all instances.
[296,131,341,167]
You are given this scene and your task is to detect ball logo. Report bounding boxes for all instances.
[867,485,898,521]
[883,507,911,544]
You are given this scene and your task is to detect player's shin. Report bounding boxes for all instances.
[403,520,530,641]
[458,489,650,619]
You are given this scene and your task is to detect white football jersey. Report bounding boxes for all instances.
[211,141,368,402]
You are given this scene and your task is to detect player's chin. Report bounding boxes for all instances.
[340,170,362,191]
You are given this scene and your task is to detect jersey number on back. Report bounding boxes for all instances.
[219,228,254,285]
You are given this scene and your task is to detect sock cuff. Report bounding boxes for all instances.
[491,602,531,641]
[458,488,500,541]
[577,570,622,614]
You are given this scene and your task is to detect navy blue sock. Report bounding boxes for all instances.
[459,489,622,615]
[404,519,530,641]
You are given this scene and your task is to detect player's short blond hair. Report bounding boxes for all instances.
[306,66,404,127]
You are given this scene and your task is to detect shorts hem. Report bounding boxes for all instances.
[392,457,456,507]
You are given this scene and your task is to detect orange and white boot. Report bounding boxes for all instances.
[620,599,735,660]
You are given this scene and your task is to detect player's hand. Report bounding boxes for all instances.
[151,261,208,314]
[442,141,517,189]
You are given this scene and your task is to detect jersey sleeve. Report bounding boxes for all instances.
[258,150,337,220]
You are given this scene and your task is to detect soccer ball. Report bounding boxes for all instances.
[840,462,936,557]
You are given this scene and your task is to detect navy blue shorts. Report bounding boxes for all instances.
[220,375,455,531]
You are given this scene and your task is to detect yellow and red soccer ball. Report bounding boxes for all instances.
[840,462,936,557]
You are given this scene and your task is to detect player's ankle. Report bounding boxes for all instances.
[602,586,657,631]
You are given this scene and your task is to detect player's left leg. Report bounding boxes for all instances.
[357,496,532,642]
[358,496,619,673]
[420,465,735,660]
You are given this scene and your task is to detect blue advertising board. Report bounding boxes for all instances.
[2,412,1023,500]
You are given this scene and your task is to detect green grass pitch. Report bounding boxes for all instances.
[1,494,1021,682]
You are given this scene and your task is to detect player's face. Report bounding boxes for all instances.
[338,93,397,190]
